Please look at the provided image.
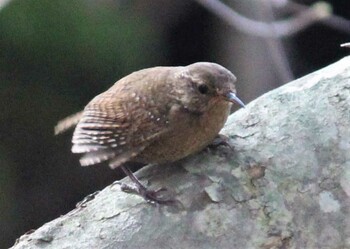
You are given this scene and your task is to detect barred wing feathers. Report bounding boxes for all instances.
[72,89,169,169]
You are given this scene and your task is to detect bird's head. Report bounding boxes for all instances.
[173,62,245,114]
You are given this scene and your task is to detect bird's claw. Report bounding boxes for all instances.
[208,134,233,149]
[121,183,176,205]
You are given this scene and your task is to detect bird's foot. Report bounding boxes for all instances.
[208,134,233,149]
[121,183,176,205]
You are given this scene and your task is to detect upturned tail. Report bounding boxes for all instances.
[54,111,83,135]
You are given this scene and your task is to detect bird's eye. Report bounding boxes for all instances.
[197,84,209,94]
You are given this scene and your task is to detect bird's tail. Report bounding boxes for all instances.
[54,111,83,135]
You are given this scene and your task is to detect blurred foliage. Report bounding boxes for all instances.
[0,0,162,94]
[0,0,164,247]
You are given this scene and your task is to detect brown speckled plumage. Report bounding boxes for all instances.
[56,62,244,203]
[68,62,243,169]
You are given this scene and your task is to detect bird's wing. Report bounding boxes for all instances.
[71,89,169,168]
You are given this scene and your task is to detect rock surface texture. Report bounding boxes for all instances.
[12,57,350,249]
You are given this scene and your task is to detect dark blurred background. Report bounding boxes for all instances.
[0,0,349,247]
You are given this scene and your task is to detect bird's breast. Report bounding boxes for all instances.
[136,101,232,164]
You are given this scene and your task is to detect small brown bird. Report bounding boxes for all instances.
[56,62,245,203]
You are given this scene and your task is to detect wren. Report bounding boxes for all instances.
[55,62,245,204]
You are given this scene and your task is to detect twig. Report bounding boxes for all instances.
[341,42,350,48]
[285,1,350,34]
[193,0,332,38]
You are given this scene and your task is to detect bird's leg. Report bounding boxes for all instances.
[120,165,175,205]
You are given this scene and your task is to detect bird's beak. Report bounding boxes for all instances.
[225,92,245,108]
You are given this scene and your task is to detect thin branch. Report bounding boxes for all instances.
[285,1,350,34]
[258,0,294,82]
[193,0,332,38]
